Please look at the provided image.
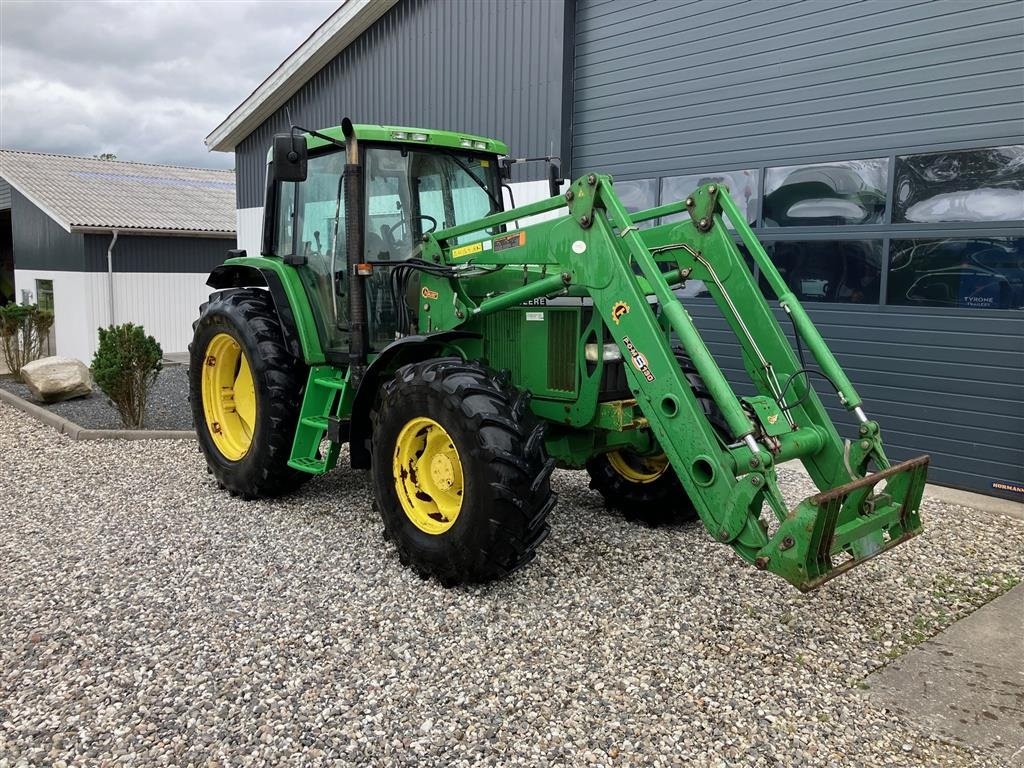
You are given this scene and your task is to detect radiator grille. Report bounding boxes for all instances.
[484,311,518,373]
[547,311,577,392]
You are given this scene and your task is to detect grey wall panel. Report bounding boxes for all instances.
[0,177,11,211]
[83,234,236,274]
[10,189,84,271]
[685,301,1024,498]
[234,0,570,208]
[573,0,1024,179]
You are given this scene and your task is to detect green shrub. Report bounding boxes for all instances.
[90,324,163,428]
[0,303,54,377]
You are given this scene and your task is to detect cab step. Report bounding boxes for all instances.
[287,366,351,475]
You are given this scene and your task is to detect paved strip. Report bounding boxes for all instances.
[866,583,1024,764]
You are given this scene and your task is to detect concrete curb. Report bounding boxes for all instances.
[0,387,195,441]
[780,459,1024,521]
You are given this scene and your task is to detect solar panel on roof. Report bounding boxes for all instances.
[70,171,234,191]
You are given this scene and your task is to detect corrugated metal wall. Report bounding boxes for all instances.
[573,0,1024,497]
[9,188,85,271]
[0,177,11,210]
[573,0,1023,178]
[83,233,235,273]
[234,0,571,208]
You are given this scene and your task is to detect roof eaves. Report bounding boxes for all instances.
[70,225,237,238]
[205,0,398,153]
[0,172,73,232]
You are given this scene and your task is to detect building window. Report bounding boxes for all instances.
[660,169,759,227]
[35,279,54,312]
[759,241,882,304]
[888,237,1023,310]
[613,178,658,227]
[893,145,1024,223]
[763,159,887,227]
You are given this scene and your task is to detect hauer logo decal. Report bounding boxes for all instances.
[622,336,655,382]
[611,301,630,324]
[421,286,439,300]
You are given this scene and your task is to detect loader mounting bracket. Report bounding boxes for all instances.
[685,183,721,232]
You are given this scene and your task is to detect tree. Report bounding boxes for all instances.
[93,153,117,161]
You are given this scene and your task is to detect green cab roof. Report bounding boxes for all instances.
[268,123,510,157]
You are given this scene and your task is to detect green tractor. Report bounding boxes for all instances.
[190,119,929,591]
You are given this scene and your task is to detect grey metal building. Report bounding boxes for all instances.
[207,0,1024,499]
[0,150,236,360]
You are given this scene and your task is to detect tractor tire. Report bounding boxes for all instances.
[371,357,555,586]
[189,288,311,500]
[586,350,727,526]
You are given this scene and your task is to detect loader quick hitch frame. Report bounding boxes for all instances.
[420,175,928,592]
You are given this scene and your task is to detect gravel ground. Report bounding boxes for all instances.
[0,366,191,431]
[1,402,1021,767]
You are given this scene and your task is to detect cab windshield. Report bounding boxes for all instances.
[276,144,502,354]
[364,145,501,260]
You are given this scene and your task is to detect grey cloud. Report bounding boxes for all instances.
[0,0,337,168]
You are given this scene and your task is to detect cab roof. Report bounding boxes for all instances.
[301,123,509,156]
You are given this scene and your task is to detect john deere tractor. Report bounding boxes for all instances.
[190,119,928,590]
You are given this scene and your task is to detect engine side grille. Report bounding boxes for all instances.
[484,310,518,373]
[547,310,577,392]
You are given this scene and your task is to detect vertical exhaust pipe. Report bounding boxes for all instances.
[341,118,368,376]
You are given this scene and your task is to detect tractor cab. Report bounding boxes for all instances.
[263,123,507,358]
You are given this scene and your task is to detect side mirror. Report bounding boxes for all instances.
[272,132,307,183]
[548,161,564,198]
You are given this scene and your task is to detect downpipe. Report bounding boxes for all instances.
[106,229,119,326]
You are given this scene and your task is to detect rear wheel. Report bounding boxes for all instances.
[586,349,727,526]
[190,288,311,499]
[371,358,555,585]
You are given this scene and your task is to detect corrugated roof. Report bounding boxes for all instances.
[0,150,236,236]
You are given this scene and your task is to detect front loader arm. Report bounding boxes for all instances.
[423,174,927,591]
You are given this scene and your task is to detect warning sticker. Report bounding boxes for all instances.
[493,231,526,253]
[451,241,484,259]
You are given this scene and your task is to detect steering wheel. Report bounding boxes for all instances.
[385,214,438,242]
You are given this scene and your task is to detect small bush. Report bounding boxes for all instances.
[0,303,54,377]
[90,324,163,428]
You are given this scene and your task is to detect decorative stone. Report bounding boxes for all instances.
[20,356,92,403]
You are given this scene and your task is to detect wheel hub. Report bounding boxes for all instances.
[430,453,456,489]
[393,417,464,535]
[607,450,670,484]
[200,333,256,461]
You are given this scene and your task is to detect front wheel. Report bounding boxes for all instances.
[189,288,311,499]
[371,358,555,585]
[586,449,698,526]
[586,349,727,526]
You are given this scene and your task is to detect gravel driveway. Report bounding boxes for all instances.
[1,401,1021,767]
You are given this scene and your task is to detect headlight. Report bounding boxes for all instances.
[584,343,623,363]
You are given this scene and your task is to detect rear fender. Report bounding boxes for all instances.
[348,331,481,469]
[207,264,302,360]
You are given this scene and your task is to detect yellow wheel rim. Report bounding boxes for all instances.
[201,333,256,461]
[607,450,669,484]
[392,417,464,535]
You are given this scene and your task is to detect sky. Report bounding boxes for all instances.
[0,0,338,170]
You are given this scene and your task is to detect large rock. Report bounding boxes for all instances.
[20,356,92,403]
